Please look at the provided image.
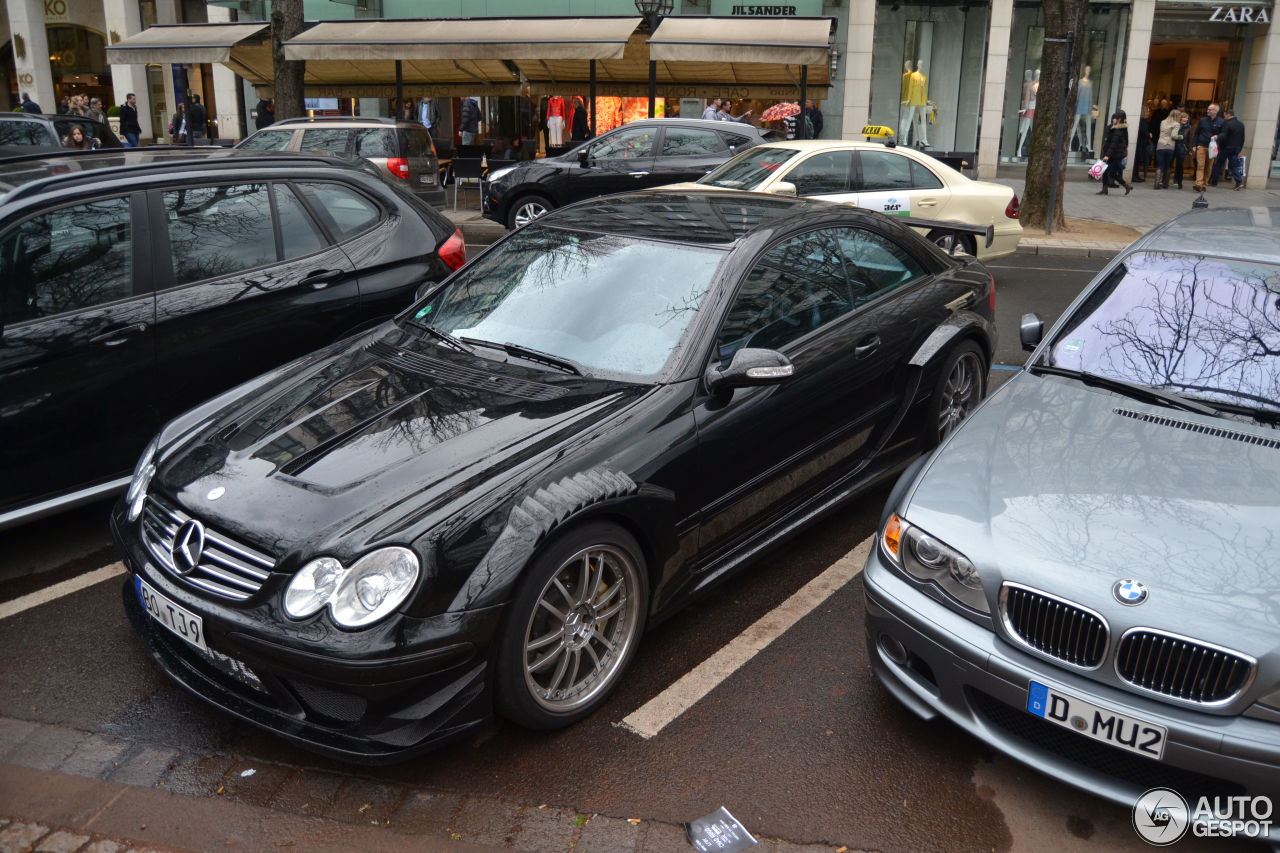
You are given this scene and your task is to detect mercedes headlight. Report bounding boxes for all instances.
[125,436,159,523]
[881,513,989,614]
[487,165,517,183]
[283,547,420,628]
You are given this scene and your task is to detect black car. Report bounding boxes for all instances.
[0,113,123,150]
[111,190,996,762]
[482,118,780,229]
[0,149,464,529]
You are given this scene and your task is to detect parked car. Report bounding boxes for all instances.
[0,148,464,530]
[671,140,1022,261]
[865,207,1280,825]
[238,117,445,207]
[482,118,782,229]
[111,188,996,761]
[0,113,122,150]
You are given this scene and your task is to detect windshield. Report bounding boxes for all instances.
[698,147,799,189]
[1042,251,1280,413]
[407,226,724,379]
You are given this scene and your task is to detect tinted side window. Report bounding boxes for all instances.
[719,132,751,149]
[661,128,724,156]
[858,151,913,191]
[717,229,855,359]
[297,183,381,240]
[399,127,434,157]
[1,197,133,323]
[165,184,278,286]
[355,128,397,158]
[834,227,925,300]
[0,121,50,146]
[787,151,854,195]
[589,128,655,160]
[298,129,351,154]
[274,185,326,260]
[911,160,944,190]
[241,129,295,151]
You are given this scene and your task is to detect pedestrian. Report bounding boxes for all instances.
[805,99,824,139]
[119,92,142,148]
[459,96,480,145]
[62,125,93,150]
[68,95,87,116]
[85,97,106,126]
[1172,110,1191,189]
[168,102,187,144]
[571,96,590,141]
[716,101,752,123]
[1097,110,1132,195]
[1191,102,1223,192]
[416,96,440,137]
[701,98,721,121]
[1133,104,1153,182]
[1216,108,1246,189]
[20,92,42,114]
[186,94,207,144]
[56,95,70,115]
[254,97,275,130]
[1154,108,1183,189]
[509,136,532,162]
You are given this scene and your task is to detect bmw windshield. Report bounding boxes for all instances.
[1039,251,1280,418]
[698,147,799,190]
[406,225,725,380]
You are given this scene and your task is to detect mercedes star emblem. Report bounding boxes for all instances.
[171,519,206,576]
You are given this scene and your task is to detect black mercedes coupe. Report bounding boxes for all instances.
[111,190,996,761]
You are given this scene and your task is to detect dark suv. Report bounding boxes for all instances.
[482,118,780,229]
[0,149,464,529]
[238,117,444,207]
[0,113,122,152]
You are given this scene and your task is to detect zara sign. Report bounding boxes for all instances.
[1208,6,1271,23]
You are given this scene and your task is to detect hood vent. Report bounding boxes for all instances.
[367,340,567,401]
[1113,408,1280,450]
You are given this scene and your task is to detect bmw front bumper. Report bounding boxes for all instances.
[862,544,1280,832]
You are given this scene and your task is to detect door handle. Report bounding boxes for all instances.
[854,335,881,358]
[629,171,651,177]
[91,322,148,346]
[917,197,938,207]
[300,269,343,289]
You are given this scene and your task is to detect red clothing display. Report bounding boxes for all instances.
[547,96,567,119]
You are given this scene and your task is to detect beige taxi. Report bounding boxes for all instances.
[666,139,1022,261]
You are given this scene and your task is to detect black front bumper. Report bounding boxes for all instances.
[112,506,506,764]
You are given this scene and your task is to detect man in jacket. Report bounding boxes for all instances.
[805,100,824,139]
[1191,102,1223,192]
[417,97,440,137]
[20,93,41,114]
[459,96,480,145]
[1213,108,1246,189]
[253,98,274,130]
[119,93,142,147]
[186,94,207,144]
[701,99,721,121]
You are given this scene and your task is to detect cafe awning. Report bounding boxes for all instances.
[282,17,642,62]
[106,22,269,65]
[647,17,832,65]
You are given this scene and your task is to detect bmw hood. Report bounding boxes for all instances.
[152,326,646,559]
[903,371,1280,653]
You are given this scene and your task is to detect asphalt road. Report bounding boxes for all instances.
[5,254,1248,852]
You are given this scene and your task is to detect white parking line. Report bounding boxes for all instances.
[0,563,126,621]
[617,535,873,739]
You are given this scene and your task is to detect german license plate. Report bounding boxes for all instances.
[1027,681,1166,759]
[419,174,435,185]
[136,576,207,652]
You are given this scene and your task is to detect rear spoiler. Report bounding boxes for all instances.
[895,215,995,251]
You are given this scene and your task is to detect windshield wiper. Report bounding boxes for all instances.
[459,337,585,376]
[417,323,473,355]
[1029,364,1219,416]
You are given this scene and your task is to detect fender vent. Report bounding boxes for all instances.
[1113,408,1280,450]
[367,341,567,401]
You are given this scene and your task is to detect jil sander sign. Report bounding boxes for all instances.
[1208,6,1271,22]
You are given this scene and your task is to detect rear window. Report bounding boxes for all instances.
[0,121,50,146]
[399,127,435,158]
[297,182,381,240]
[355,128,397,158]
[699,147,799,190]
[52,119,120,148]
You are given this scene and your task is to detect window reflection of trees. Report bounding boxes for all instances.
[166,184,277,286]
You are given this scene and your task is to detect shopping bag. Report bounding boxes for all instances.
[1208,137,1219,159]
[1088,160,1107,181]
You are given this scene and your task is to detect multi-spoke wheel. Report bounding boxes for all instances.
[507,195,554,230]
[927,230,977,258]
[496,522,647,729]
[924,340,986,447]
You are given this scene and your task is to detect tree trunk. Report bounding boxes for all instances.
[1019,0,1091,231]
[271,0,305,121]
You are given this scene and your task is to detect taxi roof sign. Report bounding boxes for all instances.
[861,125,895,138]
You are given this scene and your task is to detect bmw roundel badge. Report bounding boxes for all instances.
[1113,579,1149,606]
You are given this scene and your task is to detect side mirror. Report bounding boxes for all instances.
[577,149,590,166]
[706,348,795,392]
[1020,312,1044,352]
[414,280,437,302]
[768,181,798,197]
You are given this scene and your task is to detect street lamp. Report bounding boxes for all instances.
[635,0,673,118]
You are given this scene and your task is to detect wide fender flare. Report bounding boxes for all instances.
[908,311,992,372]
[447,468,674,612]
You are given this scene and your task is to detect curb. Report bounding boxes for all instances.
[1015,242,1126,259]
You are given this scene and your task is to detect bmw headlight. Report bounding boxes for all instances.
[487,165,516,183]
[282,547,420,628]
[125,437,159,523]
[881,513,989,614]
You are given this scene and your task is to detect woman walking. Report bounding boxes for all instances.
[1154,108,1183,189]
[1098,111,1132,195]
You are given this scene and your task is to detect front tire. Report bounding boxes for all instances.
[506,194,555,230]
[924,340,986,447]
[495,521,648,730]
[927,230,977,258]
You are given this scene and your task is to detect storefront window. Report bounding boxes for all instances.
[870,0,990,155]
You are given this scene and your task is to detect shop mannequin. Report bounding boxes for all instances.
[546,94,567,147]
[1017,69,1039,156]
[1071,66,1094,154]
[899,59,929,147]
